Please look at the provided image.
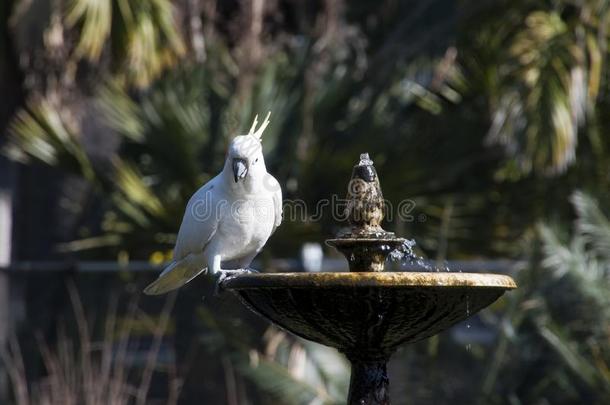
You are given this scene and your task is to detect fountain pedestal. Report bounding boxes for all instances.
[223,154,516,404]
[348,358,389,405]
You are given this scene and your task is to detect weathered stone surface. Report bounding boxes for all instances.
[223,272,516,358]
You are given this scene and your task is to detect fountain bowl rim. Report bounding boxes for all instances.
[222,271,517,290]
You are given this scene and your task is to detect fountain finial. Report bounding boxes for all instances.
[359,153,373,166]
[344,152,385,236]
[327,153,406,272]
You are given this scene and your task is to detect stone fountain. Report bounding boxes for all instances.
[222,154,516,405]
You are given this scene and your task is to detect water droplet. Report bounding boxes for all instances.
[464,294,472,351]
[389,249,402,261]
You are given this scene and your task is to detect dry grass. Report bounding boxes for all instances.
[0,283,179,405]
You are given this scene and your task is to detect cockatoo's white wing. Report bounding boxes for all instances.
[267,174,283,233]
[173,178,221,260]
[144,178,221,295]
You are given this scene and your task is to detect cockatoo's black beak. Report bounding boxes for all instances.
[233,158,248,182]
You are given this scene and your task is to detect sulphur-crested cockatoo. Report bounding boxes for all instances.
[144,113,282,295]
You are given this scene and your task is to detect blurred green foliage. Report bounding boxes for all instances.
[1,0,610,404]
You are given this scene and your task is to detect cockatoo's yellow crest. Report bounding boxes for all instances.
[248,111,271,141]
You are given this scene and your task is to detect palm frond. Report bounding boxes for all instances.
[538,223,587,278]
[487,11,585,175]
[537,321,606,390]
[571,191,610,262]
[118,0,186,88]
[96,82,145,142]
[539,219,609,310]
[111,158,169,224]
[97,74,209,191]
[3,98,96,182]
[65,0,112,60]
[233,354,340,405]
[65,0,186,88]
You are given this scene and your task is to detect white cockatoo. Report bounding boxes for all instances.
[144,113,282,295]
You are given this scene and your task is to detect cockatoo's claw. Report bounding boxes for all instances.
[213,269,254,296]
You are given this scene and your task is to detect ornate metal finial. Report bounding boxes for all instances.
[359,153,373,166]
[327,153,406,272]
[343,152,385,236]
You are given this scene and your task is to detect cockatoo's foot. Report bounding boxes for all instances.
[213,269,255,295]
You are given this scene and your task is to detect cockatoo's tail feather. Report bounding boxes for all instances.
[144,254,207,295]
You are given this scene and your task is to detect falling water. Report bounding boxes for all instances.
[389,239,457,272]
[388,239,416,261]
[466,293,471,351]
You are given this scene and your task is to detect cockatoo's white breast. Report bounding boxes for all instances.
[211,189,277,262]
[173,171,281,267]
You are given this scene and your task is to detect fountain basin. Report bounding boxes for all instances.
[223,272,516,360]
